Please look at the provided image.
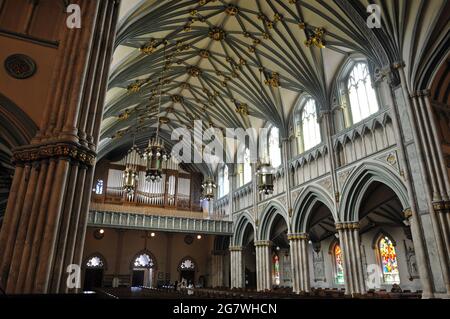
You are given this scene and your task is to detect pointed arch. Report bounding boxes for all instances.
[177,256,198,272]
[83,252,108,270]
[291,185,337,233]
[339,162,409,222]
[232,211,255,246]
[257,201,289,241]
[129,249,157,270]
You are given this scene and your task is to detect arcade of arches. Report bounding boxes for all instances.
[0,0,449,299]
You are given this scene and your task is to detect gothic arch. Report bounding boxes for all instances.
[83,252,108,270]
[232,211,254,247]
[372,229,397,250]
[129,249,158,270]
[291,185,337,233]
[339,162,409,222]
[257,200,289,241]
[177,256,198,272]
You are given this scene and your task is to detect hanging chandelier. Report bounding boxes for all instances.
[144,41,170,182]
[123,144,140,196]
[201,176,217,201]
[257,161,274,195]
[143,135,169,182]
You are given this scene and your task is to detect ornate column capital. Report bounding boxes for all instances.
[12,140,96,167]
[335,222,360,230]
[254,240,272,247]
[403,208,413,219]
[432,201,446,212]
[229,245,243,252]
[287,233,309,241]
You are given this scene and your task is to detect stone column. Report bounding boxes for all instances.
[211,251,225,288]
[397,65,450,294]
[336,222,365,296]
[255,240,272,291]
[384,68,435,297]
[288,233,310,293]
[229,246,244,288]
[0,0,120,293]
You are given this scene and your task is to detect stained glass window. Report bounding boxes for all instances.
[134,253,154,268]
[347,62,379,124]
[180,259,195,270]
[334,244,345,284]
[379,236,400,284]
[273,254,280,286]
[95,179,103,195]
[268,127,281,168]
[86,256,104,268]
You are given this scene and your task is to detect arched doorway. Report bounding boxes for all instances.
[242,223,256,289]
[268,214,289,288]
[131,251,156,287]
[178,257,197,285]
[357,181,419,291]
[83,254,106,291]
[305,200,337,289]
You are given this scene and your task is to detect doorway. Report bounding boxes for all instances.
[84,268,103,290]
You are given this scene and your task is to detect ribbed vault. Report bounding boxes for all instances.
[99,0,449,174]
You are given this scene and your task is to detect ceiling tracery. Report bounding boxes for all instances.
[99,0,449,174]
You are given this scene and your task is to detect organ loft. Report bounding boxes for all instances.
[0,0,449,300]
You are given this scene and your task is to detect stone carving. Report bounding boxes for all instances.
[404,240,419,280]
[13,142,96,166]
[4,54,37,79]
[318,177,332,194]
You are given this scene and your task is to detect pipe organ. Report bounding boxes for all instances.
[93,158,202,211]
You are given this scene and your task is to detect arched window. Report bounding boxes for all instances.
[218,165,229,197]
[86,255,105,269]
[378,235,400,284]
[133,253,154,268]
[180,258,196,270]
[268,127,281,168]
[347,62,379,124]
[334,244,345,284]
[95,179,103,195]
[294,97,321,154]
[243,148,251,185]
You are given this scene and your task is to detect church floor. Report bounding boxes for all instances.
[95,287,422,299]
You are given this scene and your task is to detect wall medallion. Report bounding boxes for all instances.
[184,234,194,245]
[4,54,37,79]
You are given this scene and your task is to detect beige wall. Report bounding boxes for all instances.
[83,227,218,286]
[0,0,66,130]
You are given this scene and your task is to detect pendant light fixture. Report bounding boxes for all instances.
[201,176,217,201]
[144,41,170,182]
[257,67,275,195]
[123,133,140,197]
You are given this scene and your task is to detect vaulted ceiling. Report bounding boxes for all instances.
[98,0,449,174]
